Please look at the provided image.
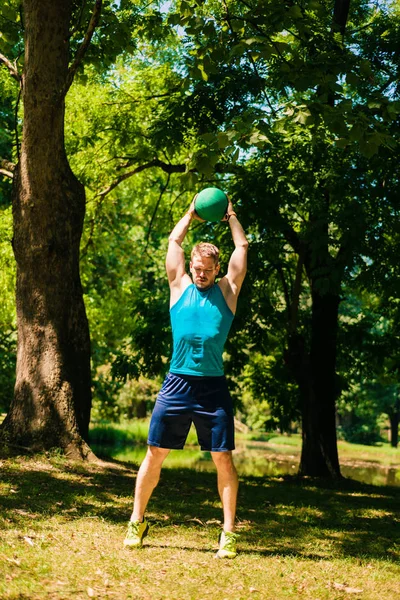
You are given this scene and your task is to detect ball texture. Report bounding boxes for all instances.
[195,188,228,222]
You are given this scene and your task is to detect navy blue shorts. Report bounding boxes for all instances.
[147,372,235,452]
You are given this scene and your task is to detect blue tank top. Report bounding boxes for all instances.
[169,284,234,377]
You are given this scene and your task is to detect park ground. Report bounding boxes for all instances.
[0,449,399,600]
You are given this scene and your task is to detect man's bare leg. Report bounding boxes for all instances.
[211,451,238,532]
[130,446,170,521]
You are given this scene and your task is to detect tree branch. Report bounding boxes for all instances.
[0,52,20,83]
[0,158,16,179]
[282,220,301,255]
[333,0,351,36]
[96,157,241,201]
[290,244,305,334]
[0,169,14,179]
[62,0,103,97]
[1,158,16,172]
[275,263,292,323]
[145,172,171,250]
[96,159,187,200]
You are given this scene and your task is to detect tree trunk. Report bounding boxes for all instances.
[0,0,94,459]
[388,411,399,448]
[298,290,341,477]
[293,0,350,478]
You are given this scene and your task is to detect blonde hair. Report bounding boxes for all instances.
[191,242,220,265]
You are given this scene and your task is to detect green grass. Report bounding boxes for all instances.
[0,450,399,600]
[89,419,198,449]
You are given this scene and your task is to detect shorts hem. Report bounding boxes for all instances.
[147,440,185,450]
[202,447,235,452]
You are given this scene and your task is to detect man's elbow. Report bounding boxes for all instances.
[238,240,249,250]
[168,235,181,246]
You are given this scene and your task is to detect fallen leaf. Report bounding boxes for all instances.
[334,583,346,590]
[333,582,363,593]
[186,517,204,525]
[23,536,34,546]
[15,509,36,517]
[206,519,221,525]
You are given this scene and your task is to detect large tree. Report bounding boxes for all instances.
[0,0,105,457]
[0,0,168,456]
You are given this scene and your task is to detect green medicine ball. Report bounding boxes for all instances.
[195,187,228,222]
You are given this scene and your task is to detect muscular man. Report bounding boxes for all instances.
[124,195,248,558]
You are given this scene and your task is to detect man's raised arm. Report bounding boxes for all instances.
[219,201,248,311]
[166,199,202,292]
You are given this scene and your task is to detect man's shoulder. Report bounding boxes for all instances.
[217,276,240,314]
[169,276,192,308]
[217,276,231,294]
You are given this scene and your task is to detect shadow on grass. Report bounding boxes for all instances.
[1,452,399,562]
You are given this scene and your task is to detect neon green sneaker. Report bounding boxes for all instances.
[215,530,238,559]
[124,518,149,548]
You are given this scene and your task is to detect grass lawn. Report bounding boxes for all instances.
[1,450,399,600]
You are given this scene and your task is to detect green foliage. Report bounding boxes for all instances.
[337,287,400,445]
[0,331,15,413]
[337,382,384,446]
[238,351,300,432]
[89,418,151,447]
[0,0,23,59]
[89,416,198,447]
[0,0,22,208]
[0,207,15,412]
[0,69,18,207]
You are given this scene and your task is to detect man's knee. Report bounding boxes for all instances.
[145,445,170,466]
[211,451,236,471]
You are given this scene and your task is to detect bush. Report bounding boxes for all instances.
[337,420,383,446]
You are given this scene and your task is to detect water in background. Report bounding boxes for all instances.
[92,439,400,488]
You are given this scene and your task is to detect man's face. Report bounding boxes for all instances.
[190,255,220,290]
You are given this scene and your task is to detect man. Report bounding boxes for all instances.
[124,194,248,558]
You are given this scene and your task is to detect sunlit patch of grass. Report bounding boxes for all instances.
[263,433,302,447]
[0,454,399,599]
[239,432,399,463]
[337,440,400,466]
